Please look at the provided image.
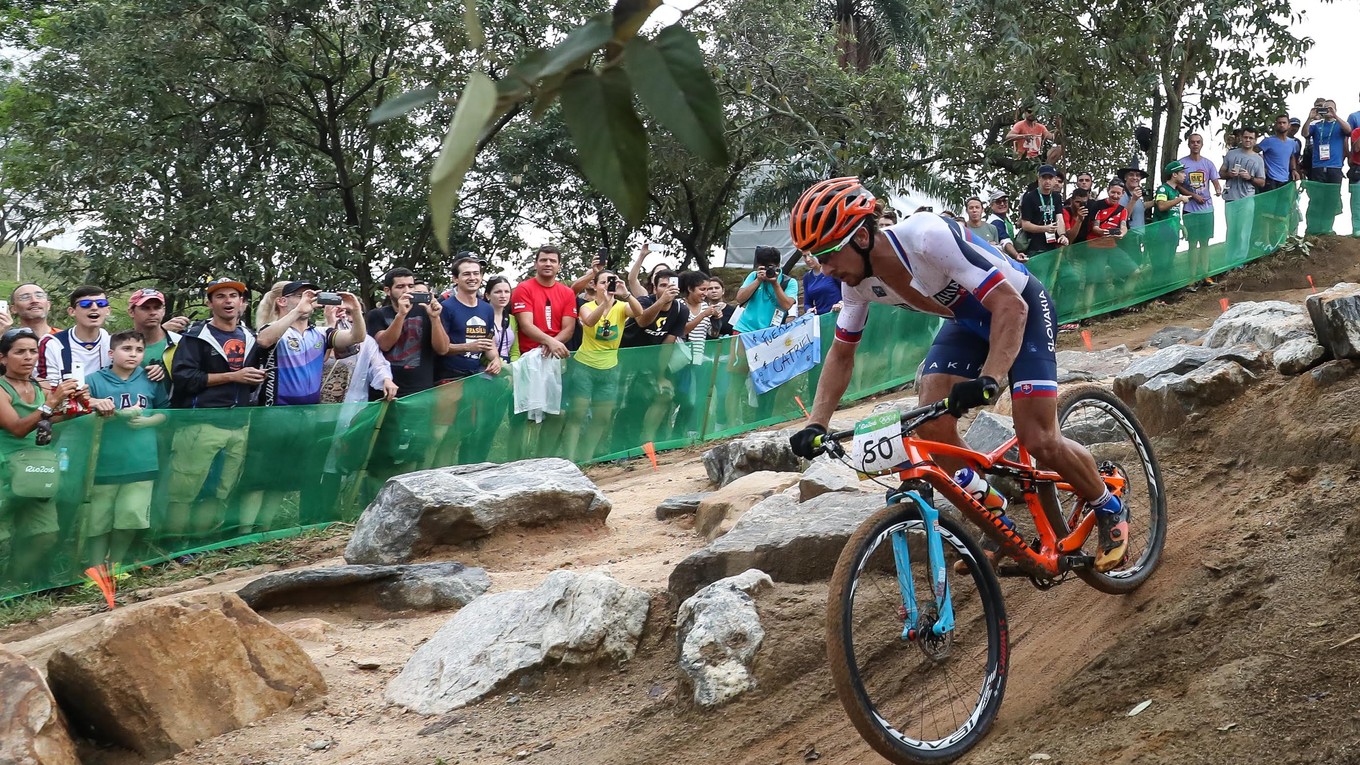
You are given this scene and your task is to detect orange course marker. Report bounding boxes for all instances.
[1308,275,1317,293]
[1220,298,1231,313]
[85,565,116,610]
[642,441,658,471]
[794,396,810,418]
[1081,330,1094,351]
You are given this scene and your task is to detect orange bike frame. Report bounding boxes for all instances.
[891,434,1100,578]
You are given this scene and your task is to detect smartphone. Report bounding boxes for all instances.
[596,247,610,271]
[0,299,8,313]
[667,277,680,291]
[409,292,431,305]
[69,361,86,388]
[316,291,342,306]
[606,276,618,294]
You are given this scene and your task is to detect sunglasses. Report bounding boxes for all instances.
[77,299,110,309]
[2,327,36,341]
[811,220,867,263]
[13,291,47,301]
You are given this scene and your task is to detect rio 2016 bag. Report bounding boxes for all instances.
[7,447,60,498]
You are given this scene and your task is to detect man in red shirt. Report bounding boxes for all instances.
[512,245,578,359]
[1005,107,1055,161]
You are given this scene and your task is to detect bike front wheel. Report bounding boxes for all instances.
[826,499,1009,764]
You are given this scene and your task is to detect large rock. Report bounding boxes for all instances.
[656,493,709,520]
[1055,345,1134,379]
[1146,325,1206,348]
[676,570,772,708]
[669,492,883,600]
[696,471,801,540]
[1306,282,1360,360]
[345,459,611,564]
[799,457,862,502]
[0,647,79,765]
[1113,344,1263,404]
[386,571,649,715]
[703,432,802,487]
[963,411,1016,454]
[237,562,489,612]
[1202,300,1315,351]
[1134,359,1256,434]
[45,592,324,761]
[1272,337,1326,375]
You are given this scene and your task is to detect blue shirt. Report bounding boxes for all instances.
[802,271,842,315]
[439,295,494,378]
[1309,121,1346,169]
[1347,111,1360,134]
[87,367,170,482]
[1121,192,1147,228]
[274,326,333,405]
[1257,136,1296,182]
[734,271,799,332]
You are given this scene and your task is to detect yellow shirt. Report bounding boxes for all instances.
[574,301,629,370]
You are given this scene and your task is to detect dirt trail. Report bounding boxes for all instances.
[11,238,1360,765]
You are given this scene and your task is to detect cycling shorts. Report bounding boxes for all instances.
[919,277,1058,399]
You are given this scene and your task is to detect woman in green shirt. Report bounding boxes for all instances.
[0,327,84,585]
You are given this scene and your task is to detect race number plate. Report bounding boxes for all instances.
[851,411,910,477]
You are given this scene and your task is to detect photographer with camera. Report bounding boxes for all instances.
[255,281,366,406]
[561,270,644,461]
[365,267,450,399]
[1304,99,1350,185]
[733,246,797,333]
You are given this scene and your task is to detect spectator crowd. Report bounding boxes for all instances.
[1,96,1357,587]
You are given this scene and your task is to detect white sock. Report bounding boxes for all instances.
[1086,488,1112,511]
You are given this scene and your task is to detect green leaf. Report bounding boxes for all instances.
[429,72,497,253]
[625,26,728,164]
[533,14,612,81]
[367,87,437,125]
[463,0,484,52]
[560,68,649,224]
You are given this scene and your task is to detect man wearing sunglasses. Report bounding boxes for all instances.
[36,285,112,388]
[9,283,58,337]
[786,177,1128,573]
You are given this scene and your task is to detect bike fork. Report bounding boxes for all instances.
[889,491,956,640]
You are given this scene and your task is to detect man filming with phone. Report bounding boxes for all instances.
[365,267,450,399]
[733,246,797,332]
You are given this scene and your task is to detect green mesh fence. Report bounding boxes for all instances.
[0,181,1351,599]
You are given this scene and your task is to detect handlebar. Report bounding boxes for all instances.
[813,399,953,454]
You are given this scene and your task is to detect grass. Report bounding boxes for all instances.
[0,525,347,628]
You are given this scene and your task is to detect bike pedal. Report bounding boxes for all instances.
[1062,554,1096,570]
[993,562,1033,578]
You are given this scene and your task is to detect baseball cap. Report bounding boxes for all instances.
[1164,160,1186,175]
[203,277,247,296]
[1288,117,1301,126]
[988,191,1009,203]
[1037,164,1058,177]
[128,288,165,308]
[281,281,321,296]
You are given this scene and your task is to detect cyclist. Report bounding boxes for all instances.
[786,177,1128,572]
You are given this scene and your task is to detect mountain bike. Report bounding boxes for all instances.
[814,383,1166,764]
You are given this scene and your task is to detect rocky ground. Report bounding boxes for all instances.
[6,237,1360,765]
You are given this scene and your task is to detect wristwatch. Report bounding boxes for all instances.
[38,404,54,419]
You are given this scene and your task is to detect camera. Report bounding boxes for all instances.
[409,292,431,305]
[606,275,618,294]
[596,247,610,270]
[316,291,342,306]
[763,265,778,279]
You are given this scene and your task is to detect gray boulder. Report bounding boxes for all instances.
[1306,282,1360,360]
[656,493,709,520]
[799,458,862,502]
[0,647,79,765]
[963,411,1016,454]
[1113,344,1263,404]
[669,492,882,600]
[1134,359,1255,434]
[237,562,489,612]
[871,397,922,416]
[1146,326,1206,348]
[1272,338,1326,375]
[1055,345,1134,379]
[703,432,802,487]
[1202,300,1315,351]
[676,570,772,708]
[386,571,649,715]
[345,459,611,564]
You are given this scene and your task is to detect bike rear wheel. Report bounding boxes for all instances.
[826,499,1008,764]
[1055,384,1168,594]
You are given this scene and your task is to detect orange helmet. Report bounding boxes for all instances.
[790,177,878,254]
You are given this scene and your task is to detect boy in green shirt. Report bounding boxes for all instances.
[83,330,169,569]
[1148,160,1192,281]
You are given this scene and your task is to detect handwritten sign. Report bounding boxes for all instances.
[740,312,821,394]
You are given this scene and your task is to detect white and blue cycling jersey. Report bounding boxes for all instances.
[834,213,1058,399]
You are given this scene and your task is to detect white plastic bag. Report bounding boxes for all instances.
[511,348,563,423]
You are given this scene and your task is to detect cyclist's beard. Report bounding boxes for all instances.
[850,234,875,279]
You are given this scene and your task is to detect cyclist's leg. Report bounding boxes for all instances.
[917,321,987,475]
[1007,281,1105,502]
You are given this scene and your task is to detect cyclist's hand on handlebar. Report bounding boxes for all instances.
[946,376,1001,418]
[789,423,828,459]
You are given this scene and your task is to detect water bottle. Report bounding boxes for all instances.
[954,467,1012,527]
[58,447,70,473]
